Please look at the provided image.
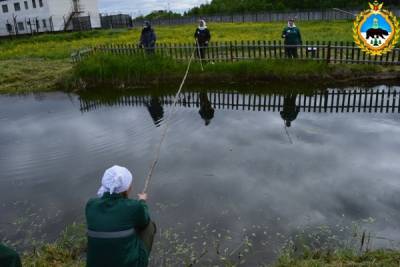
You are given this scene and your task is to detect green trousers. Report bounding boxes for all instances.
[138,221,156,253]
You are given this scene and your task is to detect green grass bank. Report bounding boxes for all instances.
[70,54,400,90]
[20,223,400,267]
[0,20,365,93]
[0,20,398,93]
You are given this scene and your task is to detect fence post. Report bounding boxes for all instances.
[327,41,331,64]
[230,41,233,62]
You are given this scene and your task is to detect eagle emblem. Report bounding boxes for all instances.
[353,1,399,55]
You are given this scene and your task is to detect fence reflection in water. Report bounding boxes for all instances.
[79,89,400,114]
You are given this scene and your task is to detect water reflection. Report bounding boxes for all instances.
[79,88,400,119]
[280,93,300,127]
[145,96,164,127]
[199,92,215,126]
[2,86,400,264]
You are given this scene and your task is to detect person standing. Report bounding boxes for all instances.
[140,21,157,54]
[86,166,156,267]
[194,20,211,60]
[282,19,302,58]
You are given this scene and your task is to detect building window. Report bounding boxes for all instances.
[17,22,25,31]
[42,19,46,28]
[14,2,21,11]
[32,0,36,8]
[38,0,43,7]
[24,1,28,9]
[2,4,8,13]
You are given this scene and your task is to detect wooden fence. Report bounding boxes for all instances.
[72,41,400,65]
[79,89,400,114]
[131,9,400,26]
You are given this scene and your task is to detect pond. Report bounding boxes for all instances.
[1,85,400,265]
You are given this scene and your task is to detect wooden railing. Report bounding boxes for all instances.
[71,41,400,65]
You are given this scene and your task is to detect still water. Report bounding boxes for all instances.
[1,85,400,264]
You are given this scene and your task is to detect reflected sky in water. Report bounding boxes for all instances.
[1,86,400,262]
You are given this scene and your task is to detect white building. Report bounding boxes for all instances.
[0,0,100,36]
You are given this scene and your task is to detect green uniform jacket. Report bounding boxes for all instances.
[282,27,302,45]
[86,193,151,267]
[0,243,21,267]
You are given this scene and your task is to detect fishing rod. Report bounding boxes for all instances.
[142,47,197,194]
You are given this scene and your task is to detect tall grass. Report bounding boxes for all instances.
[72,53,384,89]
[74,54,193,86]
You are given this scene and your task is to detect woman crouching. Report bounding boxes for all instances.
[86,166,156,267]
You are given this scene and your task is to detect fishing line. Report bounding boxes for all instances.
[195,39,204,71]
[332,8,357,17]
[142,47,197,194]
[284,126,294,144]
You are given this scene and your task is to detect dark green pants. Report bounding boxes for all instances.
[138,221,156,253]
[0,243,22,267]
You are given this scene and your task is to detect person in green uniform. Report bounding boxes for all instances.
[0,243,22,267]
[282,18,302,58]
[86,165,156,267]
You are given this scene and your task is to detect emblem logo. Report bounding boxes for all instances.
[353,1,399,55]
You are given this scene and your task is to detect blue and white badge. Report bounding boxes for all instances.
[353,0,399,55]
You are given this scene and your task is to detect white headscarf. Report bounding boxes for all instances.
[97,165,133,197]
[198,20,207,30]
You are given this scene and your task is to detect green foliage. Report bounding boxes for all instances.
[72,53,390,89]
[22,223,86,267]
[137,10,183,20]
[185,0,399,15]
[74,54,190,86]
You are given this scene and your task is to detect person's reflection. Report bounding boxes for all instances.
[199,92,215,126]
[280,93,300,127]
[146,96,164,127]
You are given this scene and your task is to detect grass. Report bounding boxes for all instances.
[277,249,400,267]
[22,223,86,267]
[19,222,400,267]
[0,59,72,93]
[0,21,354,60]
[0,19,397,93]
[70,53,399,90]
